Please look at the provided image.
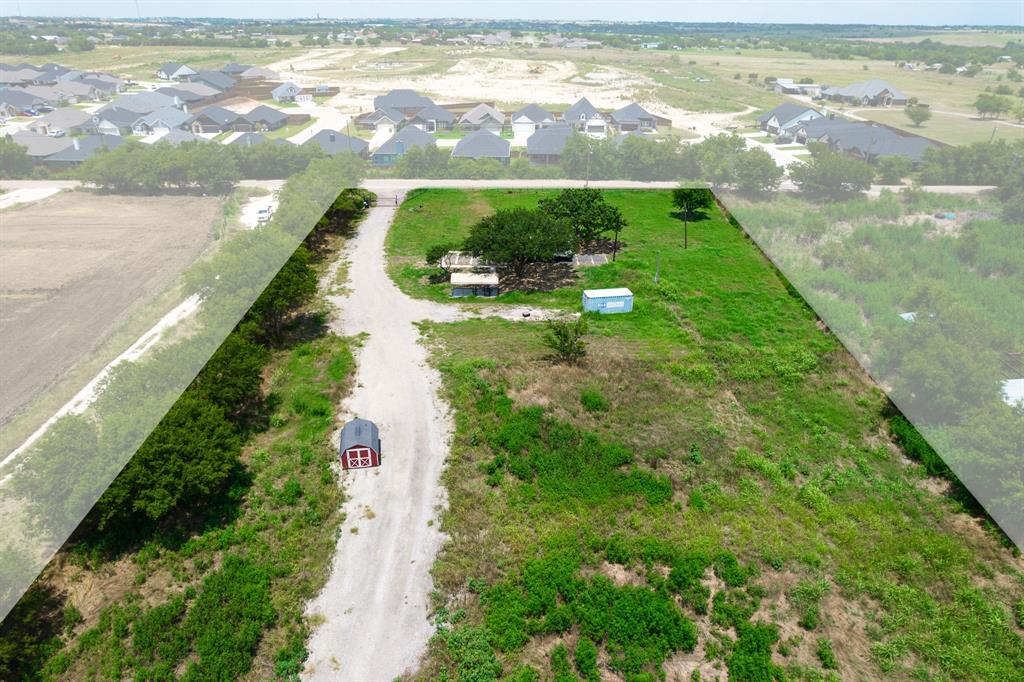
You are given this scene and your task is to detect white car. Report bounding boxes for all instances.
[256,206,273,224]
[46,129,65,137]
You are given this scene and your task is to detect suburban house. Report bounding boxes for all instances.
[271,82,303,103]
[92,107,140,135]
[526,122,574,165]
[511,104,555,145]
[371,126,437,166]
[563,97,607,138]
[220,62,252,75]
[757,103,823,135]
[156,81,221,104]
[100,91,180,115]
[822,79,908,106]
[191,70,236,91]
[241,104,289,131]
[373,89,434,116]
[305,129,370,158]
[406,103,456,132]
[30,107,93,136]
[791,117,938,162]
[459,103,505,133]
[451,129,511,164]
[7,131,73,160]
[228,132,272,147]
[131,107,194,136]
[157,62,197,81]
[238,66,279,80]
[157,129,207,146]
[363,106,404,136]
[0,89,45,115]
[42,134,124,169]
[190,105,239,133]
[610,102,658,132]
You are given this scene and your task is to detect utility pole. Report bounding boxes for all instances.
[584,142,593,187]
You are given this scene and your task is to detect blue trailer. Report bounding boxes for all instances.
[582,287,634,314]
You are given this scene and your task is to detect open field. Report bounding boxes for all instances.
[2,44,307,80]
[855,107,1024,145]
[393,188,1024,681]
[0,191,219,433]
[856,31,1024,47]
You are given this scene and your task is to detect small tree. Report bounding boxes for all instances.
[671,187,715,249]
[876,156,913,184]
[426,242,459,274]
[543,317,588,365]
[463,208,575,277]
[905,105,932,127]
[789,148,874,201]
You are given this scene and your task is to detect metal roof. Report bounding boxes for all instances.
[340,418,380,453]
[583,287,633,298]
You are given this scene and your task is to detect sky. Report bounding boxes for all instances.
[4,0,1023,26]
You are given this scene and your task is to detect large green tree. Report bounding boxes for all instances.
[789,146,875,200]
[464,208,575,276]
[538,188,627,247]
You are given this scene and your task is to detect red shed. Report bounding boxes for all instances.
[339,418,381,469]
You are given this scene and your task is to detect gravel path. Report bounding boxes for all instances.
[302,193,463,682]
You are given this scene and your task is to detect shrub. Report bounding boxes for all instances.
[574,636,600,681]
[668,551,713,614]
[181,556,276,681]
[727,622,781,681]
[790,579,829,630]
[580,388,610,413]
[543,318,589,365]
[714,551,747,587]
[437,626,503,682]
[817,637,839,670]
[551,643,576,682]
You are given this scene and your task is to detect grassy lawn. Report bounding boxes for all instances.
[395,189,1024,681]
[264,118,316,140]
[855,108,1024,145]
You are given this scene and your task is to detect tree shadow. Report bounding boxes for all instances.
[0,583,66,680]
[500,262,577,293]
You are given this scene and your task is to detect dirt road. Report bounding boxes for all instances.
[302,193,462,681]
[302,190,571,680]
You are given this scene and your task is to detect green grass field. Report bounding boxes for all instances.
[2,45,307,81]
[397,189,1024,681]
[856,108,1024,145]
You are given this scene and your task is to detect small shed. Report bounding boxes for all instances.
[582,287,634,314]
[451,271,499,298]
[339,418,381,469]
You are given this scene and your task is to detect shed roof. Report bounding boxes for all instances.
[583,287,633,298]
[340,418,380,452]
[451,271,500,286]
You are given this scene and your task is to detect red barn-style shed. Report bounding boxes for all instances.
[340,418,381,469]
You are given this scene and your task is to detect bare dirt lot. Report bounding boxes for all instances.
[0,191,220,433]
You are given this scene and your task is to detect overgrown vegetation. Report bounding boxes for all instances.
[413,189,1024,681]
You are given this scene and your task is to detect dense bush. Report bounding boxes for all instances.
[580,388,609,413]
[727,622,782,681]
[180,556,276,681]
[463,207,576,276]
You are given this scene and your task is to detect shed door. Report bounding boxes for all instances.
[346,447,374,468]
